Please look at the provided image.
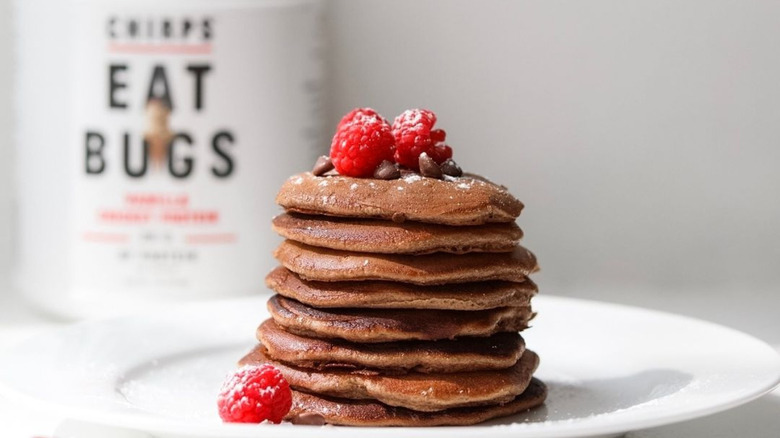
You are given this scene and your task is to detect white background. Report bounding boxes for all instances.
[1,0,780,436]
[321,0,780,346]
[324,0,780,292]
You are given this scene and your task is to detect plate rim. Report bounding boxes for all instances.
[1,295,779,438]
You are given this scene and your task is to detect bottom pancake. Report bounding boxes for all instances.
[286,378,547,427]
[240,347,540,412]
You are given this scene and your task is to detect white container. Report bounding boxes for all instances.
[14,0,325,319]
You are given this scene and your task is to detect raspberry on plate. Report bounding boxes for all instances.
[217,364,292,424]
[330,113,395,178]
[392,109,450,169]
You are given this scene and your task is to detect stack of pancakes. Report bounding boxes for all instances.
[240,171,545,426]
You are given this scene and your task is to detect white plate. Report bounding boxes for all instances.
[0,295,778,438]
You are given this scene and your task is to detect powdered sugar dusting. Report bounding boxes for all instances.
[420,386,434,396]
[116,347,239,421]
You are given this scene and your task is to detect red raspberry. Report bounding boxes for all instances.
[429,144,453,163]
[430,129,446,144]
[336,107,387,131]
[217,365,292,424]
[392,109,451,169]
[330,115,395,177]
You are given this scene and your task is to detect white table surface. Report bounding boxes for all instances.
[1,282,779,438]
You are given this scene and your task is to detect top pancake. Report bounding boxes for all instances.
[276,172,524,226]
[272,212,522,255]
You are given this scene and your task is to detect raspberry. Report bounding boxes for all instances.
[430,129,446,144]
[336,107,387,131]
[330,115,395,177]
[392,109,451,169]
[428,144,453,164]
[217,365,292,424]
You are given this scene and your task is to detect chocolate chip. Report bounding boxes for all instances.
[312,155,334,176]
[391,212,406,223]
[418,152,443,179]
[290,412,327,426]
[373,160,400,180]
[440,159,462,177]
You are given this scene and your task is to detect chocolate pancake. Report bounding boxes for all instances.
[286,379,547,426]
[274,240,538,285]
[266,267,536,311]
[276,172,524,225]
[267,295,533,343]
[272,212,522,255]
[256,319,525,373]
[240,348,540,412]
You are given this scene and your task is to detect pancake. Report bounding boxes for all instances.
[240,348,540,412]
[274,240,538,285]
[272,212,522,255]
[267,295,534,343]
[286,379,547,426]
[276,172,524,225]
[266,267,536,311]
[256,319,525,373]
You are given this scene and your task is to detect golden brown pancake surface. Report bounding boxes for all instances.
[267,295,533,343]
[256,319,525,373]
[266,267,536,311]
[276,172,524,225]
[286,378,547,426]
[272,212,522,255]
[240,348,540,412]
[274,240,538,285]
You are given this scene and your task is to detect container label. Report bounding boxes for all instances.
[68,1,323,301]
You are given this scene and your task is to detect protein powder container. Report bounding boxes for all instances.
[14,0,325,318]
